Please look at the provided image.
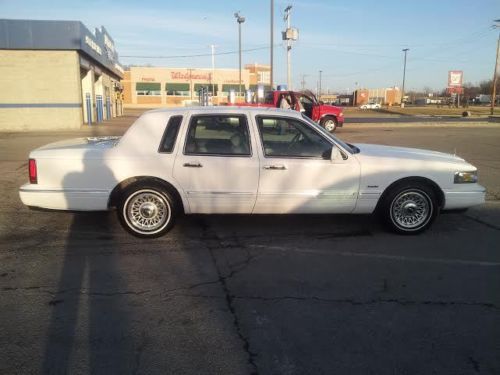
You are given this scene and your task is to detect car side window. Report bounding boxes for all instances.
[184,115,251,156]
[159,115,182,153]
[256,116,332,159]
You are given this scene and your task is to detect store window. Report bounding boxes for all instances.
[166,83,190,96]
[222,84,243,95]
[194,83,218,96]
[136,82,161,96]
[249,84,271,92]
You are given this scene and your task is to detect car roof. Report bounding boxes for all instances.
[144,106,301,116]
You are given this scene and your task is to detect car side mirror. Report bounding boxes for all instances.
[330,146,342,162]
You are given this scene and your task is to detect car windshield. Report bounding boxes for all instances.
[264,92,274,104]
[302,94,318,106]
[301,114,356,154]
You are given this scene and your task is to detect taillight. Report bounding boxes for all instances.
[29,159,37,184]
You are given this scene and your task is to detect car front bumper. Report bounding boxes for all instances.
[443,185,486,210]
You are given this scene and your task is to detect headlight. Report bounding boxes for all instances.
[339,112,344,117]
[454,170,478,183]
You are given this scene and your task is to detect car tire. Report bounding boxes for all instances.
[117,181,178,238]
[378,182,438,234]
[320,116,338,132]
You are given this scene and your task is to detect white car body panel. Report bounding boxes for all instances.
[351,143,484,212]
[19,107,485,215]
[171,109,260,214]
[253,157,360,214]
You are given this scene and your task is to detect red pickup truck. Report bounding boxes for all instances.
[235,90,344,132]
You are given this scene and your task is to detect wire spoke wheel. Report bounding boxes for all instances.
[124,189,171,234]
[390,190,432,231]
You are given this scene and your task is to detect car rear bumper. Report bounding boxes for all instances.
[19,184,109,211]
[443,186,486,210]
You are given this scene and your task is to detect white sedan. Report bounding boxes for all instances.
[360,102,382,109]
[19,107,485,238]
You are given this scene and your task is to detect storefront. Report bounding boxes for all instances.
[354,87,402,106]
[0,19,124,131]
[122,65,271,107]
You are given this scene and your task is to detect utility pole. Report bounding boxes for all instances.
[283,5,298,90]
[188,68,194,100]
[210,44,216,98]
[354,81,359,106]
[270,0,274,90]
[319,70,322,100]
[234,12,245,97]
[401,48,409,108]
[491,20,500,115]
[300,74,308,90]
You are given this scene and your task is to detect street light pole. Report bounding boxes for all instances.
[319,70,322,100]
[401,48,409,108]
[234,12,245,98]
[270,0,274,90]
[491,20,500,115]
[284,5,292,90]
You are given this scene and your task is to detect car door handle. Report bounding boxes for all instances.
[263,164,287,170]
[183,162,203,168]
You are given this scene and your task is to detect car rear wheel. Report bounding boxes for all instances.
[320,116,337,132]
[379,182,438,234]
[118,182,178,238]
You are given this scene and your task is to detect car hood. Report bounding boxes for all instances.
[353,143,466,163]
[322,104,342,114]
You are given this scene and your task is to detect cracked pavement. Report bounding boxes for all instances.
[1,117,500,374]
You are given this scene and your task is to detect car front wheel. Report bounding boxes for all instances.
[320,116,338,132]
[118,182,177,238]
[379,183,438,234]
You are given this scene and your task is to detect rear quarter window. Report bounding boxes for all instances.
[158,115,183,153]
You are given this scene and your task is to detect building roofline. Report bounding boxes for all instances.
[0,18,123,79]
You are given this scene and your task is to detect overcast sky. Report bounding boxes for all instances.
[1,0,499,92]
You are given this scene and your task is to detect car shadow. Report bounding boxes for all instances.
[41,151,135,373]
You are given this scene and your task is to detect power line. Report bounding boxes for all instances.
[321,63,399,78]
[296,27,494,62]
[121,44,282,59]
[121,28,494,61]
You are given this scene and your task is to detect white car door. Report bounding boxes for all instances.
[252,115,360,214]
[173,112,259,214]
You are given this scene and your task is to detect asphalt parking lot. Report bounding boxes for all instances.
[1,111,499,374]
